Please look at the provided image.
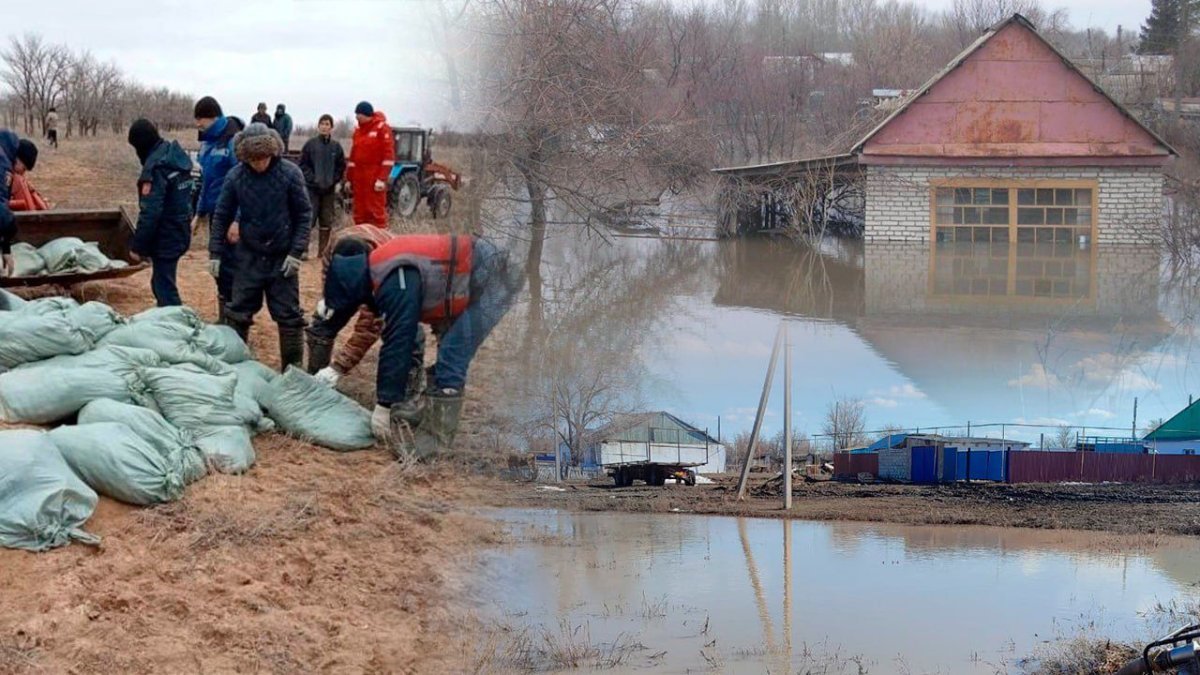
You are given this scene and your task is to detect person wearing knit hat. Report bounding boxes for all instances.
[126,118,194,307]
[347,101,393,227]
[193,95,243,321]
[209,122,313,370]
[251,102,273,129]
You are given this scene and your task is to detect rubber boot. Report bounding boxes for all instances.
[223,314,251,343]
[278,325,305,372]
[305,328,334,374]
[318,227,331,258]
[408,389,463,462]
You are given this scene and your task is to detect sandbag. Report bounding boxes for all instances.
[0,430,100,551]
[67,302,124,340]
[195,425,256,474]
[0,366,143,424]
[233,360,276,411]
[37,238,116,274]
[130,306,205,332]
[142,366,258,429]
[14,345,163,379]
[0,313,93,369]
[49,423,185,506]
[203,324,253,363]
[17,296,79,316]
[265,367,375,451]
[10,242,45,277]
[100,321,226,373]
[0,288,27,312]
[78,399,207,484]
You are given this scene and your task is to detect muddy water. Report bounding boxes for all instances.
[476,510,1200,674]
[528,208,1200,445]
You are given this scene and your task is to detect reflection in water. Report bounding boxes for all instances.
[479,510,1200,674]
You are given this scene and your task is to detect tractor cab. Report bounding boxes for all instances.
[385,126,461,221]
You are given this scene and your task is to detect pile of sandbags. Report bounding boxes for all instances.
[14,237,129,276]
[0,297,380,552]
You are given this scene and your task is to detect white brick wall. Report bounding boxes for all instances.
[865,165,1164,245]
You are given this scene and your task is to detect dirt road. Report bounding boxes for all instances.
[486,474,1200,536]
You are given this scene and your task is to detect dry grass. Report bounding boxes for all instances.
[0,131,516,672]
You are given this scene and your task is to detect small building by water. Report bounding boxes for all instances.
[583,411,728,475]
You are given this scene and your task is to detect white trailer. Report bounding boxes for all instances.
[600,439,713,487]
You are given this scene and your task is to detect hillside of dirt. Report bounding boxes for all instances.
[0,134,507,673]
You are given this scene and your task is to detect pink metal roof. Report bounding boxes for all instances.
[858,16,1173,164]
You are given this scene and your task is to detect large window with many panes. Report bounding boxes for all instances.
[933,182,1096,245]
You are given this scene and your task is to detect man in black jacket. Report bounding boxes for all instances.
[251,103,273,128]
[209,123,312,370]
[298,114,346,256]
[127,119,195,307]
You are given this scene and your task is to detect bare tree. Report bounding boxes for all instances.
[1,33,69,134]
[1053,424,1076,449]
[822,396,867,450]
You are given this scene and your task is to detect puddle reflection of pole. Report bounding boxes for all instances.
[783,519,793,664]
[738,518,779,660]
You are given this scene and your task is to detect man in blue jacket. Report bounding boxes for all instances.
[193,96,242,320]
[0,129,20,277]
[273,104,294,153]
[209,123,312,370]
[127,119,195,307]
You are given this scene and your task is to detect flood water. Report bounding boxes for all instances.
[521,198,1200,446]
[476,509,1200,674]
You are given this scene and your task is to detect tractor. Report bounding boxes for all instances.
[385,127,461,222]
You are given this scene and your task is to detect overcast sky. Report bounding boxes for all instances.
[4,0,461,129]
[5,0,1149,130]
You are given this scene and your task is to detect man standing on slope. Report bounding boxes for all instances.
[346,101,393,227]
[209,123,312,370]
[193,96,243,321]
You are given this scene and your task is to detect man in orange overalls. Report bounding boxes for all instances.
[346,101,393,227]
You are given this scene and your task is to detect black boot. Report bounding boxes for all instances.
[305,328,334,374]
[278,325,305,372]
[318,227,331,258]
[223,313,251,343]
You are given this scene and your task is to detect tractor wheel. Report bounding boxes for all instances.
[389,173,420,220]
[429,185,452,219]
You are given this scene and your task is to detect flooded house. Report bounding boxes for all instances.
[716,14,1175,245]
[860,13,1173,246]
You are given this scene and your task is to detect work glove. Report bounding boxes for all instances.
[373,179,386,192]
[1,254,12,278]
[208,258,220,279]
[280,255,303,278]
[371,404,392,441]
[314,298,334,321]
[314,367,341,387]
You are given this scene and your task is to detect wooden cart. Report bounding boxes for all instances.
[1,208,150,288]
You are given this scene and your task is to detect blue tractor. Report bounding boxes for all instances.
[384,127,461,222]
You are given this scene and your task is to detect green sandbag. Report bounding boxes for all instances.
[48,423,185,506]
[0,288,27,312]
[66,302,124,340]
[0,366,144,424]
[0,430,100,551]
[265,366,375,451]
[0,313,94,369]
[17,296,79,316]
[232,359,276,411]
[11,242,45,277]
[142,366,259,429]
[38,237,115,274]
[77,399,207,484]
[203,324,253,363]
[13,345,163,379]
[130,305,205,331]
[195,425,256,474]
[100,321,226,373]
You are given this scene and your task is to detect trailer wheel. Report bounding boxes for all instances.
[613,468,630,488]
[684,470,697,487]
[648,467,666,487]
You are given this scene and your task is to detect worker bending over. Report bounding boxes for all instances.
[318,233,522,458]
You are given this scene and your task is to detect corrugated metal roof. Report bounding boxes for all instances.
[1144,400,1200,441]
[710,152,858,176]
[589,411,721,445]
[852,13,1177,157]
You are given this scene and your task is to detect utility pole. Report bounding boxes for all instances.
[736,324,784,500]
[1132,397,1139,441]
[783,323,792,510]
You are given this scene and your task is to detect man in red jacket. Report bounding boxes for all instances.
[346,101,393,227]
